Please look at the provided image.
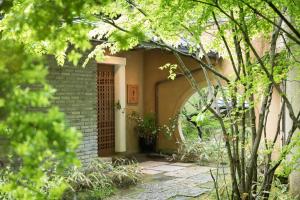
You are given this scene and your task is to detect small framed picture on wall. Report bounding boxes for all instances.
[127,84,139,105]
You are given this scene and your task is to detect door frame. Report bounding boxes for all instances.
[97,56,126,153]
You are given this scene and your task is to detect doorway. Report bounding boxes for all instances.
[97,64,115,156]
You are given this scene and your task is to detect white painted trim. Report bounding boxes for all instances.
[98,56,126,153]
[114,65,126,152]
[100,56,126,66]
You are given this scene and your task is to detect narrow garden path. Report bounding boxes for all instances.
[109,160,217,200]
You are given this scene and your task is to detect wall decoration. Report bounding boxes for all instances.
[127,84,139,105]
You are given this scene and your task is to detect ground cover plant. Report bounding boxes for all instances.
[1,158,141,200]
[172,139,227,165]
[64,158,142,199]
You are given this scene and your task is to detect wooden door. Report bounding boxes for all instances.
[97,64,115,156]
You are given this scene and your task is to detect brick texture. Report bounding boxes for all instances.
[47,57,98,164]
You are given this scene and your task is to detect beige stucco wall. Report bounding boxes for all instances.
[251,36,283,156]
[142,49,232,152]
[143,50,202,152]
[117,41,292,160]
[251,37,300,197]
[267,89,282,158]
[116,43,286,156]
[102,48,233,154]
[285,65,300,197]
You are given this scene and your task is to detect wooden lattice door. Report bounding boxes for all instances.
[97,64,115,156]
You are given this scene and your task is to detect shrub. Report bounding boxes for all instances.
[63,158,142,199]
[75,187,115,200]
[66,166,112,192]
[109,158,142,188]
[128,111,178,139]
[268,178,298,200]
[173,140,205,162]
[1,165,69,200]
[172,138,227,164]
[0,41,80,199]
[128,112,158,138]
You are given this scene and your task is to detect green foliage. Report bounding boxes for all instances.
[128,112,158,138]
[159,63,178,80]
[63,158,141,199]
[268,178,298,200]
[73,187,115,200]
[160,115,179,138]
[128,111,178,139]
[109,158,142,188]
[172,138,227,164]
[201,175,297,200]
[180,120,200,141]
[0,168,70,200]
[181,112,220,141]
[275,132,300,178]
[180,90,221,141]
[0,40,81,199]
[66,167,110,192]
[0,0,95,64]
[199,173,232,200]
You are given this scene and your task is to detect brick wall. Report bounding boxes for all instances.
[47,57,98,164]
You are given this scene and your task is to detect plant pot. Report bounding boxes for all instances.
[139,135,156,153]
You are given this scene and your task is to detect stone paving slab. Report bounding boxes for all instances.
[108,161,216,200]
[150,164,185,172]
[190,173,212,182]
[141,169,164,175]
[176,187,210,197]
[139,161,169,169]
[164,166,214,178]
[169,162,194,167]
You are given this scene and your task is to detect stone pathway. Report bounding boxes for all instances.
[108,160,217,200]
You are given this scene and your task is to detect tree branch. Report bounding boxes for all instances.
[212,11,240,80]
[239,0,300,45]
[263,0,300,39]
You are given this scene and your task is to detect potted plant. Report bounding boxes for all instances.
[128,112,158,153]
